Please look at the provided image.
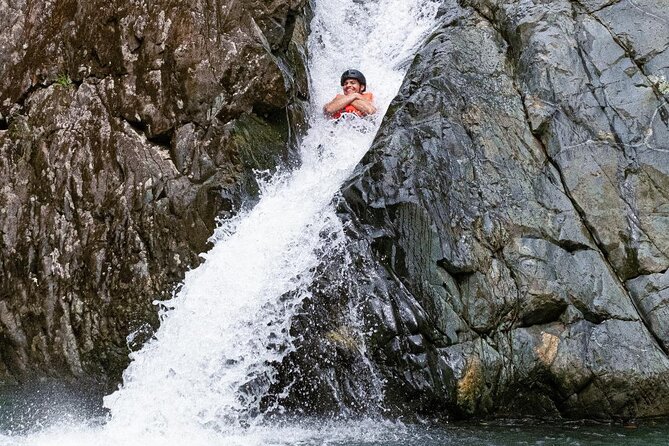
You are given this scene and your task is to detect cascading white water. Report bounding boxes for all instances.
[0,1,441,444]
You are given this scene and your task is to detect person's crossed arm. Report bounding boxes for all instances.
[323,94,356,115]
[350,94,376,115]
[323,93,376,116]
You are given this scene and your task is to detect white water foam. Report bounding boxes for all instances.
[0,0,441,444]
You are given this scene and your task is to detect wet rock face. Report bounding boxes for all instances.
[342,0,669,419]
[0,0,309,387]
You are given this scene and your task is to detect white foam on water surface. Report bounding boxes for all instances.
[0,416,417,446]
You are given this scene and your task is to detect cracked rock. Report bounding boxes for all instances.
[326,0,669,419]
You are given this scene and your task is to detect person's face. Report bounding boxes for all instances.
[342,78,363,95]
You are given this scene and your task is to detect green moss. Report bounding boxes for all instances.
[55,73,73,88]
[229,113,289,171]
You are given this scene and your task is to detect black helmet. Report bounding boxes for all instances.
[340,69,367,89]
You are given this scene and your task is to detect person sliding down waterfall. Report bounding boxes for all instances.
[323,69,377,119]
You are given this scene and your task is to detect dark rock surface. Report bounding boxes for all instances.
[0,0,309,389]
[1,0,668,424]
[322,0,669,419]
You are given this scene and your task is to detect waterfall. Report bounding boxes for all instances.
[1,0,441,444]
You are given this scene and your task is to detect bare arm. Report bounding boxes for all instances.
[350,98,376,115]
[323,93,361,115]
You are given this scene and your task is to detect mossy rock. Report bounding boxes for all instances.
[229,113,289,172]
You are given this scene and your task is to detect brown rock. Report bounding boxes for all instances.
[0,0,309,390]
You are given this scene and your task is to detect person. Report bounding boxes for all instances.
[323,69,376,119]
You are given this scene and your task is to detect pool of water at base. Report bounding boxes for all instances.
[335,421,669,446]
[3,416,669,446]
[2,393,669,446]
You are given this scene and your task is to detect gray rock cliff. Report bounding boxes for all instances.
[276,0,669,420]
[0,0,309,390]
[342,0,669,419]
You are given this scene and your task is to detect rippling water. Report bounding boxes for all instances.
[3,408,669,446]
[398,422,669,446]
